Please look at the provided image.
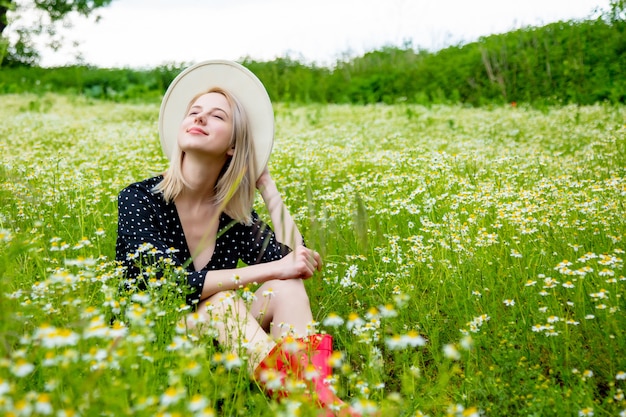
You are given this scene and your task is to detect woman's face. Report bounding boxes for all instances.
[177,92,234,158]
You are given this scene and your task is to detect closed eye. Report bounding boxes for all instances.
[188,105,203,117]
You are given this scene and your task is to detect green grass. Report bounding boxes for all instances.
[1,94,625,416]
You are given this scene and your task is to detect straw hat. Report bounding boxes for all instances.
[158,60,274,179]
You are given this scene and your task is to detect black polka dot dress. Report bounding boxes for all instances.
[115,175,292,306]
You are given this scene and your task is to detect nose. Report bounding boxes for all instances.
[194,113,207,124]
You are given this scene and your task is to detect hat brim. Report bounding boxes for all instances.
[159,60,274,180]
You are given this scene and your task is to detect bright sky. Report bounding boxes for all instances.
[27,0,611,68]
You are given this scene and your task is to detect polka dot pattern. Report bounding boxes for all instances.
[115,175,291,305]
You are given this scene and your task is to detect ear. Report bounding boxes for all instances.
[226,147,234,157]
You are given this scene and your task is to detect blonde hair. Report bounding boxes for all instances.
[154,87,257,224]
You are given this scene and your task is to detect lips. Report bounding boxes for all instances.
[187,127,208,135]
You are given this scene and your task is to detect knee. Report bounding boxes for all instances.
[266,279,310,307]
[204,290,246,316]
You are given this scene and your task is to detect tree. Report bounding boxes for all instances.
[0,0,114,67]
[608,0,625,21]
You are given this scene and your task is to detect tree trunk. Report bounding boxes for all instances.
[1,5,9,36]
[1,0,17,35]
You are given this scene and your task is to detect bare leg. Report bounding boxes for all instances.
[250,279,313,339]
[185,290,275,371]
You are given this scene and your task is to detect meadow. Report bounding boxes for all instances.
[0,94,625,416]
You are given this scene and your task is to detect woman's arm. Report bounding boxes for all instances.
[199,245,320,300]
[255,168,304,249]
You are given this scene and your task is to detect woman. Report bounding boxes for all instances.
[115,61,360,416]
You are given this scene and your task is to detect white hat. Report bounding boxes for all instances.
[159,60,274,179]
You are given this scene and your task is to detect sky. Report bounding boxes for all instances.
[20,0,612,68]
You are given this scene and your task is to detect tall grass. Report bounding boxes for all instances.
[1,94,625,416]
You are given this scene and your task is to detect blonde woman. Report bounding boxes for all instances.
[115,61,359,416]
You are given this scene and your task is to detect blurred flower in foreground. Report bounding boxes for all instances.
[443,344,461,360]
[323,312,344,327]
[11,358,35,377]
[160,386,185,407]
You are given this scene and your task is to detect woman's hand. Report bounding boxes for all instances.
[256,166,272,191]
[277,245,322,280]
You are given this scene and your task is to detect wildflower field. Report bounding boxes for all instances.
[0,94,625,417]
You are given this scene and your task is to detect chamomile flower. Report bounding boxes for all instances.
[184,360,202,377]
[83,316,110,339]
[323,313,344,327]
[351,398,378,415]
[346,313,365,331]
[532,324,546,332]
[166,336,192,351]
[160,386,184,407]
[0,229,13,242]
[188,394,208,412]
[328,351,344,368]
[257,368,283,391]
[443,344,461,360]
[403,330,427,347]
[196,407,217,417]
[0,379,10,395]
[281,336,304,353]
[460,335,474,350]
[462,407,480,417]
[11,358,35,377]
[379,303,397,318]
[385,335,404,350]
[224,353,242,370]
[303,363,320,380]
[35,393,53,415]
[34,325,80,348]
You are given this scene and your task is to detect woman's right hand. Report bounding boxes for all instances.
[277,245,322,280]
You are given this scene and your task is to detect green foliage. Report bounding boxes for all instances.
[328,18,625,106]
[608,0,626,22]
[0,0,114,66]
[0,17,625,106]
[32,0,114,21]
[0,63,185,101]
[242,57,332,104]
